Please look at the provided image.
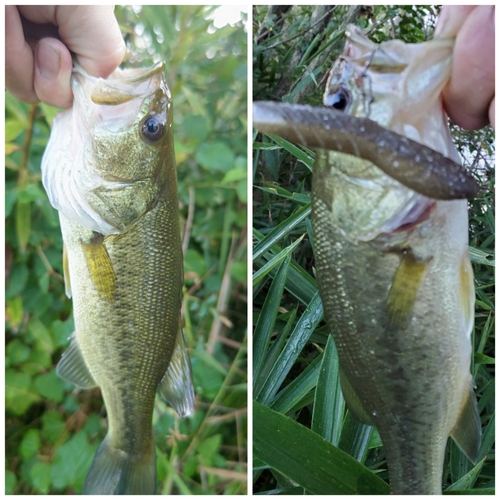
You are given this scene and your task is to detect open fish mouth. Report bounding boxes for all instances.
[72,60,167,106]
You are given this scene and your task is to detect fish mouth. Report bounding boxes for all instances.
[73,61,167,106]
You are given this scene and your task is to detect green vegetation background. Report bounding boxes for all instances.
[6,5,247,494]
[253,5,494,494]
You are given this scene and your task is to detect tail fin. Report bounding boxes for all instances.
[83,436,156,495]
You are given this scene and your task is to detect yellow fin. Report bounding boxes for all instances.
[339,368,373,426]
[450,384,482,464]
[459,252,475,336]
[81,234,116,301]
[63,244,72,298]
[387,251,429,324]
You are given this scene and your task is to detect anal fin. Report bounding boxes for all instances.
[159,321,195,418]
[450,384,482,464]
[56,334,97,389]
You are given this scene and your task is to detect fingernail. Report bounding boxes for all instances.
[36,40,61,80]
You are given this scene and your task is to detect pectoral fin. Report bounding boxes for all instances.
[459,252,475,337]
[63,244,72,299]
[450,385,482,464]
[159,320,195,418]
[81,233,117,301]
[339,368,373,426]
[56,334,97,389]
[387,251,429,325]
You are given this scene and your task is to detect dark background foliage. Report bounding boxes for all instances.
[6,5,247,494]
[253,4,494,494]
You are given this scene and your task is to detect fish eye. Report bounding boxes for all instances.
[324,88,351,112]
[140,115,165,143]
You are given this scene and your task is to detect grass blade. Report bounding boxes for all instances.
[253,401,389,495]
[256,292,323,405]
[312,335,344,445]
[253,204,311,261]
[253,255,291,385]
[252,235,304,285]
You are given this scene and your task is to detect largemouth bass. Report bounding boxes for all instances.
[254,25,481,494]
[41,62,194,495]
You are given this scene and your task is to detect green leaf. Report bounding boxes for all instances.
[51,432,96,492]
[236,178,247,203]
[338,411,374,463]
[256,291,323,405]
[271,352,321,414]
[28,317,54,353]
[6,264,29,298]
[253,254,291,387]
[5,119,25,142]
[182,114,209,142]
[446,456,488,491]
[5,470,17,494]
[469,247,494,266]
[29,461,52,494]
[5,91,29,122]
[16,200,31,252]
[195,142,235,172]
[42,410,66,444]
[312,336,344,445]
[221,166,247,184]
[198,434,222,460]
[34,370,65,403]
[16,184,46,204]
[265,134,314,170]
[184,248,206,281]
[253,204,311,261]
[256,309,297,400]
[5,369,39,415]
[252,235,304,285]
[253,402,389,494]
[20,428,41,459]
[473,353,495,365]
[6,338,30,365]
[230,260,247,283]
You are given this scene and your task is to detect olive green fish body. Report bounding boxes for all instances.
[312,151,475,494]
[42,63,194,494]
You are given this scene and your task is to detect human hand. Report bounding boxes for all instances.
[5,5,126,109]
[435,5,495,130]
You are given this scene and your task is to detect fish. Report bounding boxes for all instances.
[41,61,194,495]
[253,25,481,494]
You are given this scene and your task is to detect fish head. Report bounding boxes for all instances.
[42,62,176,235]
[324,24,458,159]
[316,25,462,245]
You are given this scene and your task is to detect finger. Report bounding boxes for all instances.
[442,6,495,130]
[18,5,126,78]
[34,37,74,109]
[5,6,38,103]
[489,96,495,130]
[434,5,478,38]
